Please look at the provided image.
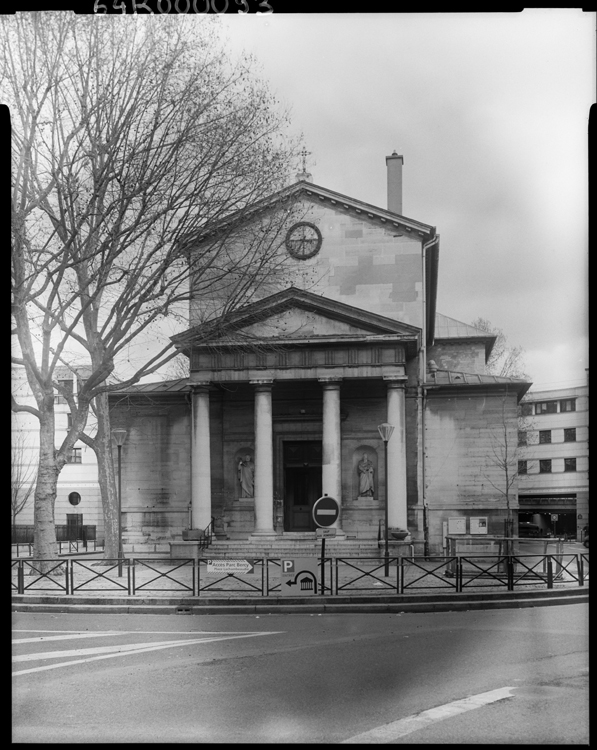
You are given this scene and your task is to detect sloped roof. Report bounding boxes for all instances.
[434,313,497,360]
[179,179,437,248]
[111,378,189,394]
[427,368,531,400]
[434,313,494,339]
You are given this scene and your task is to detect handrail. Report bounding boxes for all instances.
[197,517,215,550]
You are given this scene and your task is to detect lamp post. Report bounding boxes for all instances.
[377,422,395,577]
[111,429,127,577]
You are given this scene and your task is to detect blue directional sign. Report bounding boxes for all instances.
[312,495,340,528]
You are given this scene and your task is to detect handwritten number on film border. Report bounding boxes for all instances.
[94,0,271,11]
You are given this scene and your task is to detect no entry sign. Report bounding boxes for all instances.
[312,495,340,528]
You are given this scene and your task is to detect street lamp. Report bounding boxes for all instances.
[377,422,395,577]
[111,429,127,577]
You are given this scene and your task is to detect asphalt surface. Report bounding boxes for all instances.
[12,604,589,744]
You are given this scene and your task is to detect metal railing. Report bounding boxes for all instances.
[11,524,98,544]
[11,539,105,558]
[10,553,589,597]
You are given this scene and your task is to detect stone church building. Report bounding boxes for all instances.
[110,154,530,553]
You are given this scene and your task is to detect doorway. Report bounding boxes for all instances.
[283,441,322,532]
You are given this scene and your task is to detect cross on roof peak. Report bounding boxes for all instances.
[299,148,311,172]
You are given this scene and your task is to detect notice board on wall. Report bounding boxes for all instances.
[470,517,488,535]
[448,517,467,535]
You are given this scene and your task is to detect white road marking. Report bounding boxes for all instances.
[12,631,284,677]
[13,630,264,643]
[14,632,125,644]
[342,687,516,743]
[14,638,210,661]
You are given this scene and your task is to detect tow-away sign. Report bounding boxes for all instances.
[206,559,255,574]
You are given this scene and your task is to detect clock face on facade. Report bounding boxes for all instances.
[285,222,322,260]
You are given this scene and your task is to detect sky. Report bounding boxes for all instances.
[217,10,593,391]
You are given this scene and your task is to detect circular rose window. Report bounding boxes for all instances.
[285,222,322,260]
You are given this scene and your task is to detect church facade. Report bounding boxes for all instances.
[109,155,530,553]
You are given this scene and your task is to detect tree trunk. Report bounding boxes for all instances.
[32,411,59,568]
[93,392,120,560]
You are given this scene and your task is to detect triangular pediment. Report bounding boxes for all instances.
[180,180,435,249]
[172,288,421,350]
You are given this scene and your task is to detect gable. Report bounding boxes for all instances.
[185,180,439,336]
[173,287,422,352]
[240,307,377,340]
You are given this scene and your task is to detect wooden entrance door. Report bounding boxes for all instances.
[283,441,322,532]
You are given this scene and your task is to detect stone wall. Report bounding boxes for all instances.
[190,196,425,330]
[427,340,487,375]
[112,397,191,543]
[424,388,519,551]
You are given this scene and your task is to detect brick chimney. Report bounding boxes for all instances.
[385,151,404,215]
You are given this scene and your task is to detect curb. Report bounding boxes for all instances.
[12,586,588,615]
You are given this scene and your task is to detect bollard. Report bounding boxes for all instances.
[18,561,24,594]
[507,557,514,591]
[547,556,553,589]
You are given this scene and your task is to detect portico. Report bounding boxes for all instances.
[179,287,419,542]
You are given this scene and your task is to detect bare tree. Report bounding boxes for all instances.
[11,429,37,539]
[471,318,529,380]
[7,13,301,566]
[483,390,534,537]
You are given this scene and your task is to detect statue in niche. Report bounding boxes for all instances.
[237,454,255,498]
[357,453,375,497]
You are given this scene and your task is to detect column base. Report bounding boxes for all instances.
[249,530,279,541]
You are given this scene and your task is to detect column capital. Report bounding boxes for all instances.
[189,381,211,392]
[318,377,342,388]
[383,376,407,388]
[250,379,274,392]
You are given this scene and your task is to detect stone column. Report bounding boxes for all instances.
[191,383,212,531]
[320,378,343,532]
[385,379,408,531]
[250,380,277,538]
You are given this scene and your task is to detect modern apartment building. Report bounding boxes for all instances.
[517,383,588,539]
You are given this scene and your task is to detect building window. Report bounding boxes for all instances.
[539,459,552,473]
[518,431,527,446]
[66,447,82,464]
[539,430,551,444]
[55,379,73,405]
[518,460,527,475]
[564,428,576,442]
[68,491,81,506]
[564,458,577,472]
[535,401,557,415]
[560,399,576,412]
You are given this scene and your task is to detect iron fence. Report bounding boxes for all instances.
[400,556,459,593]
[70,558,132,595]
[11,539,105,558]
[335,557,399,594]
[10,553,589,597]
[11,525,98,544]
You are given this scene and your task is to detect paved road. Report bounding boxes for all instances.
[12,604,588,744]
